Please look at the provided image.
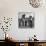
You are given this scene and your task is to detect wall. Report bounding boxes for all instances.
[0,0,46,40]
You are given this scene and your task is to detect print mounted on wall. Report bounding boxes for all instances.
[18,12,35,28]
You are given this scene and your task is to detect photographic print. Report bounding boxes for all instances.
[18,12,35,28]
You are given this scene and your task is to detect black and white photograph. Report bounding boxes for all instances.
[18,12,35,28]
